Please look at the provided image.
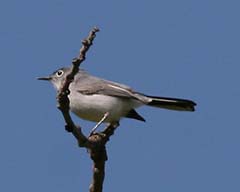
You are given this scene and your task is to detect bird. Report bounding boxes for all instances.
[38,67,196,129]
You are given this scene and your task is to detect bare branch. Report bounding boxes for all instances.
[56,27,118,192]
[57,27,99,146]
[89,123,118,192]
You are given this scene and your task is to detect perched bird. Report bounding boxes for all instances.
[38,67,196,128]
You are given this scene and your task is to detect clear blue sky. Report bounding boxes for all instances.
[1,0,239,191]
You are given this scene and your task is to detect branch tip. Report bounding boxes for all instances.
[93,27,100,32]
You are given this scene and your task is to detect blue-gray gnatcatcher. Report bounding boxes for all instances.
[38,67,196,126]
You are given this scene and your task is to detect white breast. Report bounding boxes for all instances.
[69,91,143,123]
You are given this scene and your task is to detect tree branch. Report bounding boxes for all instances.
[56,27,118,192]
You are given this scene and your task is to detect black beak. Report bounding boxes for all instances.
[37,76,51,81]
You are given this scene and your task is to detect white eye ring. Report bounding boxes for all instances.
[56,70,64,77]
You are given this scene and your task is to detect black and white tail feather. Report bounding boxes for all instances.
[146,95,196,111]
[125,94,196,122]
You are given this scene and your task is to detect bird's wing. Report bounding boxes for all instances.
[75,76,149,103]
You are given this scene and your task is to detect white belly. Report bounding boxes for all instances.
[69,92,142,122]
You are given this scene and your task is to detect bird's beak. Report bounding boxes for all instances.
[37,76,51,81]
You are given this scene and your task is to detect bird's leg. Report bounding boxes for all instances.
[89,112,109,136]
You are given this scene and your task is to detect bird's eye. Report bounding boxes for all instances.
[56,70,64,77]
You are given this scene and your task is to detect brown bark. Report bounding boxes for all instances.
[56,27,117,192]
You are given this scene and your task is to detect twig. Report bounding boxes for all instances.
[56,27,118,192]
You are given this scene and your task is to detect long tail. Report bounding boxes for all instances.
[146,95,196,111]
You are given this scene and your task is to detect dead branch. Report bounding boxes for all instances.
[56,27,117,192]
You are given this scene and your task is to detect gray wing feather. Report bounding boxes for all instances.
[73,70,150,103]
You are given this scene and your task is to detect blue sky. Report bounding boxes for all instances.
[1,0,239,191]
